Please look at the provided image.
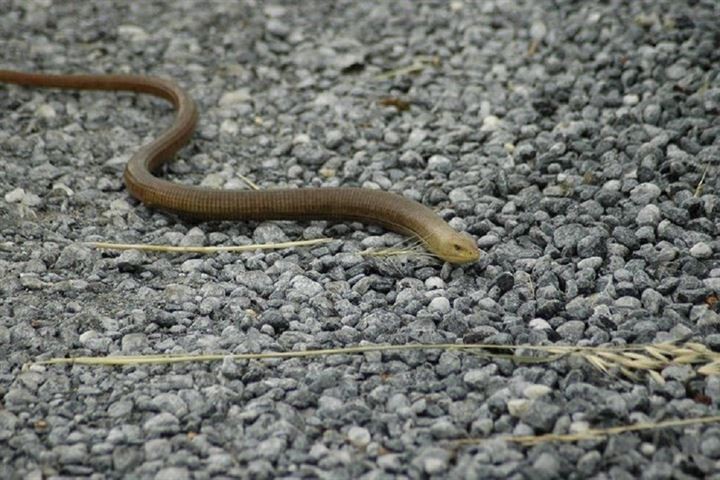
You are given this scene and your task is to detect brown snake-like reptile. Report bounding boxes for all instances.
[0,70,480,263]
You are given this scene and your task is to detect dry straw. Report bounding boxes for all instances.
[32,341,720,446]
[453,415,720,447]
[87,238,332,254]
[34,341,720,382]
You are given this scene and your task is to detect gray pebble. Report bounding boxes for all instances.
[266,18,290,37]
[614,296,642,309]
[555,320,586,342]
[477,233,501,248]
[665,62,687,80]
[55,244,93,269]
[151,393,188,417]
[696,309,720,328]
[108,400,134,418]
[701,435,720,458]
[532,452,561,479]
[630,183,661,205]
[520,400,561,431]
[413,447,449,474]
[0,411,18,441]
[121,333,148,353]
[427,155,452,173]
[377,453,402,472]
[55,443,88,464]
[707,376,720,404]
[290,275,323,297]
[643,104,661,124]
[257,437,286,460]
[292,142,328,166]
[325,129,343,149]
[143,412,180,436]
[155,467,190,480]
[164,284,196,303]
[180,227,206,246]
[430,418,461,439]
[636,204,661,226]
[253,223,289,244]
[553,223,588,250]
[115,249,147,272]
[635,226,656,242]
[143,440,170,461]
[705,277,720,292]
[577,450,602,476]
[463,365,499,390]
[661,365,695,383]
[576,257,602,270]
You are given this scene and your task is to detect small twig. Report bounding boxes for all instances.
[694,161,710,197]
[527,39,541,56]
[374,56,440,80]
[237,173,260,190]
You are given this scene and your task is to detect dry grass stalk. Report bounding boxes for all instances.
[86,238,332,254]
[360,237,433,262]
[236,173,260,190]
[453,415,720,447]
[32,342,720,383]
[360,246,431,261]
[374,56,441,80]
[30,341,720,449]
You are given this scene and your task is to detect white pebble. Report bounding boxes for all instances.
[640,443,656,456]
[524,384,552,399]
[623,94,639,105]
[425,277,445,289]
[423,457,448,474]
[220,119,239,135]
[347,426,371,447]
[428,297,451,314]
[117,25,149,42]
[36,104,56,119]
[219,89,251,106]
[481,115,502,131]
[507,398,530,417]
[569,421,590,434]
[690,242,712,259]
[4,188,26,203]
[79,330,99,345]
[529,318,551,330]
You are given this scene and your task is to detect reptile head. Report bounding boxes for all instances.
[432,230,480,264]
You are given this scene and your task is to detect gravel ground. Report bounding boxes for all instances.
[2,0,720,478]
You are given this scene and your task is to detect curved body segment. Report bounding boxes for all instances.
[0,70,479,264]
